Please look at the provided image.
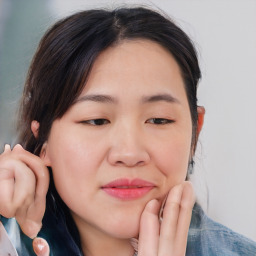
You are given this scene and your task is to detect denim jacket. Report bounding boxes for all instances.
[1,203,256,255]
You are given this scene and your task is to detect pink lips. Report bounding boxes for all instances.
[101,178,155,200]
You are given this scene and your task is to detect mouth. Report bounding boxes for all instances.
[101,178,155,200]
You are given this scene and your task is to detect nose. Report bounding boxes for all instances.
[107,125,150,167]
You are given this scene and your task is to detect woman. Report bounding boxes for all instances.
[0,6,255,256]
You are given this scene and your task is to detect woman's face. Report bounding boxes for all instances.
[43,40,193,239]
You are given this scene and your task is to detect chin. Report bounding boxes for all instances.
[103,211,141,239]
[109,224,139,239]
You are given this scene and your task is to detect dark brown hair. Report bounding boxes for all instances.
[18,7,201,155]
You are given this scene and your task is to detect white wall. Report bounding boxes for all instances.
[1,0,256,241]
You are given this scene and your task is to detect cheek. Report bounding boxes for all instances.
[153,136,191,182]
[48,126,104,172]
[46,131,104,201]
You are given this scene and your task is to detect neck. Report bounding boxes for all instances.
[82,232,135,256]
[72,214,135,256]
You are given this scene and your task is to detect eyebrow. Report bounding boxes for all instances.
[75,93,180,104]
[75,94,117,104]
[142,94,180,104]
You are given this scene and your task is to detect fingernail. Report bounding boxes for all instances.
[33,237,49,256]
[33,238,45,252]
[146,199,160,213]
[159,193,168,220]
[4,144,11,151]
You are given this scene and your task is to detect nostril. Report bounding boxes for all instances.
[137,161,145,167]
[108,148,150,167]
[114,160,145,167]
[116,161,123,165]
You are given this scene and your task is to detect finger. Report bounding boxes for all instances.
[10,160,40,238]
[0,168,15,217]
[0,160,35,217]
[159,182,195,256]
[4,144,11,152]
[159,193,168,222]
[175,182,195,250]
[11,146,48,238]
[12,144,49,200]
[1,144,11,154]
[1,145,49,238]
[160,184,183,239]
[137,199,161,256]
[17,216,42,239]
[15,182,43,239]
[33,237,50,256]
[12,161,36,207]
[12,145,49,219]
[158,183,183,255]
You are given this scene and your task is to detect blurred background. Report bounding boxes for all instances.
[0,0,256,241]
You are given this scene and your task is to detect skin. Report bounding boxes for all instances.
[0,39,205,256]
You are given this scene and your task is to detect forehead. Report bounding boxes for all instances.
[80,39,186,101]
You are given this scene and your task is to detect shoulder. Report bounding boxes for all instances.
[187,203,256,256]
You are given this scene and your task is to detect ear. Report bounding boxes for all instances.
[191,106,205,155]
[196,106,205,137]
[31,121,52,166]
[40,142,52,167]
[31,120,40,138]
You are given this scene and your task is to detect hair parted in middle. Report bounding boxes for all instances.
[18,7,201,156]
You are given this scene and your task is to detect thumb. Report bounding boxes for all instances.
[32,237,50,256]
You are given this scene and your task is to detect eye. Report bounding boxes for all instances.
[81,119,110,126]
[146,118,174,125]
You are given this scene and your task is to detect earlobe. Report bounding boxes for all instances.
[40,143,51,167]
[197,106,205,136]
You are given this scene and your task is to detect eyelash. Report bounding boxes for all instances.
[81,119,110,126]
[81,118,174,126]
[146,118,174,125]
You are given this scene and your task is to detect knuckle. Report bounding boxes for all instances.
[12,144,24,152]
[0,168,14,180]
[22,197,31,209]
[37,166,48,180]
[165,200,181,212]
[0,154,19,173]
[0,155,10,168]
[0,204,16,218]
[19,191,35,210]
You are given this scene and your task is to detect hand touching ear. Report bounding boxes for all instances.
[0,144,49,238]
[138,181,195,256]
